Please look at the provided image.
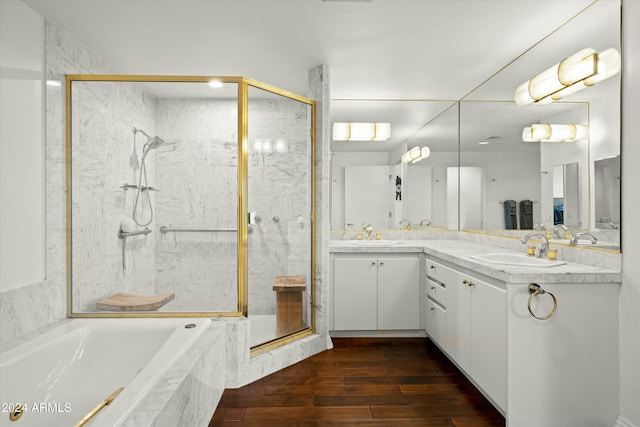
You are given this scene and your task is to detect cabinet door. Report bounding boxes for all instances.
[377,257,420,329]
[334,257,378,330]
[426,297,446,346]
[444,269,471,373]
[470,278,506,410]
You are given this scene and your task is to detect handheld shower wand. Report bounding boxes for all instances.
[132,127,165,226]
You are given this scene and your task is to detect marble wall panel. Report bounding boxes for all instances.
[154,97,239,312]
[70,80,157,312]
[308,65,332,344]
[151,94,313,317]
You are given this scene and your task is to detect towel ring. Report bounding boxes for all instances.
[528,283,557,320]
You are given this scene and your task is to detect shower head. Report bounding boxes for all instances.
[143,136,165,154]
[133,127,165,156]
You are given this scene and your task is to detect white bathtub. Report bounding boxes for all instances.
[0,318,212,427]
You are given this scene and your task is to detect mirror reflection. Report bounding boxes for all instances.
[329,0,620,251]
[459,100,588,232]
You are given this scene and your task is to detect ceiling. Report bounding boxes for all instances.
[24,0,618,152]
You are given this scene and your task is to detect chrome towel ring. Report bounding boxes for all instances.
[528,283,558,320]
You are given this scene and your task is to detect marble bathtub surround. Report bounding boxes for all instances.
[118,322,226,427]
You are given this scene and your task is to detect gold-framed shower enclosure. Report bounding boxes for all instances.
[64,75,317,334]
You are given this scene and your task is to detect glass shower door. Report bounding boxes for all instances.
[246,84,313,347]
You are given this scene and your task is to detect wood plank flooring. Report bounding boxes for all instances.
[209,338,505,426]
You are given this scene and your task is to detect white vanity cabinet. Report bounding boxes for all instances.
[425,257,506,411]
[331,241,620,426]
[333,254,420,331]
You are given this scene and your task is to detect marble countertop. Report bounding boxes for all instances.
[329,239,621,284]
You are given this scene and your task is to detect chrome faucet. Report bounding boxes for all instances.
[419,219,431,226]
[399,219,411,230]
[521,232,549,258]
[362,223,373,240]
[533,223,546,231]
[569,232,598,246]
[552,224,571,239]
[599,217,618,229]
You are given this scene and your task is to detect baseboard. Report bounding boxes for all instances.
[616,415,639,427]
[329,330,427,338]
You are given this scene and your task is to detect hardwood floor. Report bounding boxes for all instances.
[209,338,505,426]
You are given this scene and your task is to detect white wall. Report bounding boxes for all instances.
[620,1,640,426]
[0,0,45,291]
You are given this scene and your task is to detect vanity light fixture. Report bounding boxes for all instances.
[522,124,588,142]
[208,80,224,88]
[401,146,430,163]
[515,47,621,105]
[332,122,391,141]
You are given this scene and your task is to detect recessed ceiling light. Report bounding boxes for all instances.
[478,141,490,145]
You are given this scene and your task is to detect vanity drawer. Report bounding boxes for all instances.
[426,258,447,284]
[425,297,446,347]
[426,278,446,306]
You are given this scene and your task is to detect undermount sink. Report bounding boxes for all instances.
[470,252,566,268]
[345,240,401,247]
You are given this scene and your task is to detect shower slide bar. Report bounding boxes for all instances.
[159,226,237,233]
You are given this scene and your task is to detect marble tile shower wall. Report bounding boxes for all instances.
[71,81,157,312]
[154,98,239,312]
[247,99,312,315]
[151,96,311,314]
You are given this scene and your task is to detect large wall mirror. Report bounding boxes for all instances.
[330,0,620,252]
